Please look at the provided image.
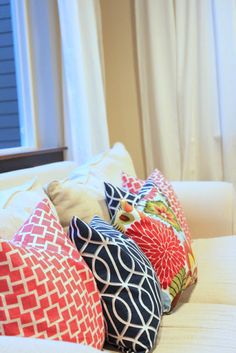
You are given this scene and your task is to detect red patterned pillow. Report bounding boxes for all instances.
[0,199,105,349]
[121,172,145,194]
[113,200,197,312]
[122,169,191,243]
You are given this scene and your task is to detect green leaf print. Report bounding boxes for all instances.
[144,200,181,231]
[169,267,186,299]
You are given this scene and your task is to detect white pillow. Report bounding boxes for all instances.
[69,142,136,188]
[0,179,57,240]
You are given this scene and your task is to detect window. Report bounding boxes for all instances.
[0,0,21,149]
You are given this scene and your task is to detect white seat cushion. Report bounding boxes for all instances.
[108,303,236,353]
[179,236,236,305]
[156,303,236,353]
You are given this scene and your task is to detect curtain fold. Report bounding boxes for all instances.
[58,0,109,164]
[135,0,236,183]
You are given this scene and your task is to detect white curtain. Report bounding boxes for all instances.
[135,0,236,183]
[58,0,109,164]
[12,0,109,163]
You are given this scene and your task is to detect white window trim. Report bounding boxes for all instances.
[10,0,37,149]
[0,146,35,156]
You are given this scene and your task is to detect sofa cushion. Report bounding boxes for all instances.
[0,199,105,349]
[156,303,236,353]
[108,303,236,353]
[179,235,236,305]
[69,216,163,353]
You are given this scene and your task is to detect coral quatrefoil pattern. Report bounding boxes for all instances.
[0,199,105,349]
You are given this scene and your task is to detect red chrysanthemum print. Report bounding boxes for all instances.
[149,169,192,244]
[126,217,185,289]
[122,170,192,244]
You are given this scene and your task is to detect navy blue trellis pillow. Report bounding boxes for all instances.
[104,182,140,219]
[69,216,163,353]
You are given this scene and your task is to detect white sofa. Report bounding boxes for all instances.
[0,143,236,353]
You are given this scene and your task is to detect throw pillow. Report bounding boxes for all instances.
[104,182,140,219]
[69,142,137,189]
[121,172,145,194]
[122,169,191,243]
[45,179,110,231]
[0,199,105,349]
[112,199,197,312]
[45,143,136,231]
[0,180,57,240]
[69,216,163,353]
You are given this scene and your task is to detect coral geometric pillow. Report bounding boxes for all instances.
[122,169,192,243]
[69,216,163,353]
[121,172,145,194]
[112,198,197,312]
[0,199,105,350]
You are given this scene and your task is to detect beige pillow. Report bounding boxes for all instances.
[46,142,136,230]
[46,179,110,231]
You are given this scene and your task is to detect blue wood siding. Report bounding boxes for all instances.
[0,0,21,148]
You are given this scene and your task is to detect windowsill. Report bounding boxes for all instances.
[0,147,67,173]
[0,146,67,160]
[0,146,38,157]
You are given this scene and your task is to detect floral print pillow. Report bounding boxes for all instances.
[122,169,192,244]
[112,194,197,312]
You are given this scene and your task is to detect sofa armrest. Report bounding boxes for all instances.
[171,181,234,239]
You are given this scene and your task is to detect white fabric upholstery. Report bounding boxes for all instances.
[69,142,136,187]
[0,161,77,190]
[172,181,234,238]
[156,303,236,353]
[179,236,236,305]
[108,303,236,353]
[0,336,103,353]
[0,180,57,240]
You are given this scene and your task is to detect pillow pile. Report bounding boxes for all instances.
[69,216,163,353]
[45,142,136,231]
[105,175,197,312]
[0,199,105,350]
[1,143,198,352]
